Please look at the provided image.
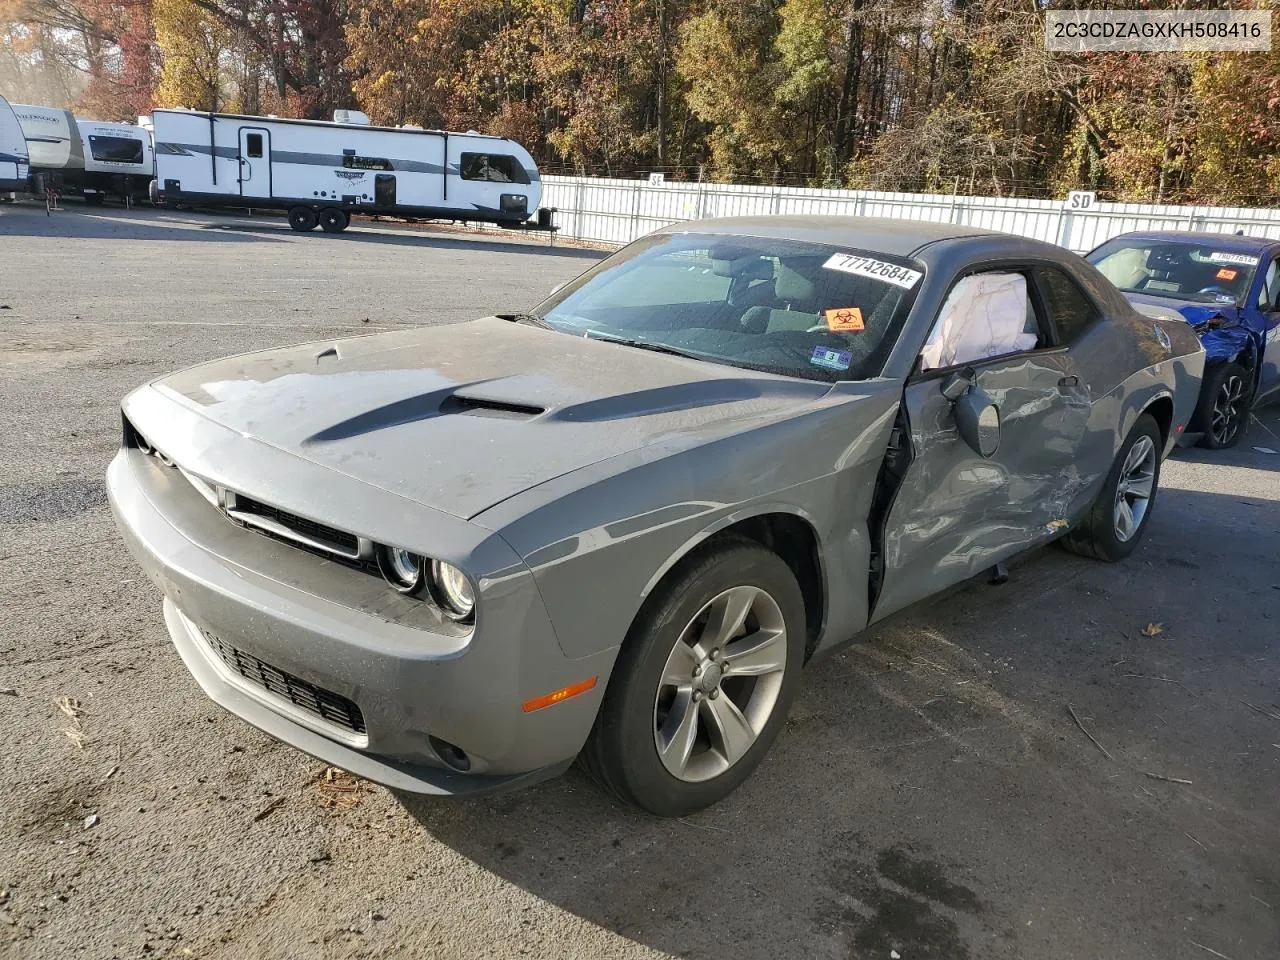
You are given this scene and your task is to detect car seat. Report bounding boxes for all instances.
[738,260,822,334]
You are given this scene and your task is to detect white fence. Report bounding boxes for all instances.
[539,175,1280,253]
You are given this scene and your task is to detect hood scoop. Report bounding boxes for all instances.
[302,384,543,445]
[440,394,545,419]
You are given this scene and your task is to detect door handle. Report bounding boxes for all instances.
[1058,375,1079,389]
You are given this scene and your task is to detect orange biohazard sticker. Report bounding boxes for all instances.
[824,307,865,332]
[1216,267,1239,281]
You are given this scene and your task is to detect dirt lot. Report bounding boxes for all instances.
[1,201,1278,960]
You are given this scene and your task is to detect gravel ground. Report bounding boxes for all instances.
[1,201,1278,960]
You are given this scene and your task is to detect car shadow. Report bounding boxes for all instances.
[1170,405,1280,471]
[392,484,1279,959]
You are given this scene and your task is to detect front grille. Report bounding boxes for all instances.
[227,494,362,558]
[202,630,366,735]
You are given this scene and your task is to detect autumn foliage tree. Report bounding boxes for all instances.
[4,0,1280,202]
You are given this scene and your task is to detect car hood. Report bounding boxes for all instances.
[1121,291,1239,327]
[153,317,833,519]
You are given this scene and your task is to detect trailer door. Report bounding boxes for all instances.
[237,127,271,198]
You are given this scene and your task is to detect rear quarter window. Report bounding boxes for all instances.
[1035,266,1100,343]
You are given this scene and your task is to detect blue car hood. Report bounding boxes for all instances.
[1120,291,1261,365]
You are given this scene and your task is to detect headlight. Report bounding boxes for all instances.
[430,560,475,621]
[377,545,425,594]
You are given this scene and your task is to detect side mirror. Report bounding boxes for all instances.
[954,386,1001,458]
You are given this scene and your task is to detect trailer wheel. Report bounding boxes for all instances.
[319,208,350,233]
[288,207,319,232]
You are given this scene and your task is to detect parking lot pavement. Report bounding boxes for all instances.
[1,200,1278,960]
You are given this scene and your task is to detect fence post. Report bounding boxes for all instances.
[771,187,781,215]
[1185,205,1196,230]
[947,177,960,224]
[631,181,643,242]
[1054,203,1068,248]
[573,179,584,241]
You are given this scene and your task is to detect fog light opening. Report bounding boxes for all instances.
[429,736,471,772]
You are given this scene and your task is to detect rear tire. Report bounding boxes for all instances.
[318,207,350,233]
[1061,413,1162,562]
[1193,361,1251,449]
[580,536,805,816]
[288,206,318,232]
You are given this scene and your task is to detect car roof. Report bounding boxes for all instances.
[658,215,1026,258]
[1102,230,1279,254]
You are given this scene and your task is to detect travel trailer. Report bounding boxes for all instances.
[0,95,29,194]
[150,108,546,232]
[12,102,82,190]
[11,104,152,202]
[77,118,153,203]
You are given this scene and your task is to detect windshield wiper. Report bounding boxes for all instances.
[583,329,712,363]
[499,312,554,330]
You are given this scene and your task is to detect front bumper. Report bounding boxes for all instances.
[107,446,613,796]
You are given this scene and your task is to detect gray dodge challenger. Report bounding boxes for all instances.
[108,217,1204,815]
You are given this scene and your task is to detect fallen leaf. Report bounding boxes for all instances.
[1141,623,1164,637]
[83,814,99,829]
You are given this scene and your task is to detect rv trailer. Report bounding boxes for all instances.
[151,109,547,232]
[77,118,153,203]
[12,103,82,193]
[0,95,29,194]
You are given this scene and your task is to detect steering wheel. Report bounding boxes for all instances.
[1195,285,1234,299]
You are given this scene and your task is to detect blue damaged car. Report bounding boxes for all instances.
[1088,231,1280,448]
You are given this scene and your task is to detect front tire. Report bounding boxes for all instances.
[581,537,805,816]
[288,206,318,232]
[1061,413,1162,562]
[1194,361,1251,449]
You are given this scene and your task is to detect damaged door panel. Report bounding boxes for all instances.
[869,351,1091,622]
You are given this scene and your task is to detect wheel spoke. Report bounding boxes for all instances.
[660,639,698,689]
[1116,498,1135,538]
[657,690,700,776]
[1123,469,1154,500]
[722,628,787,677]
[702,694,756,766]
[699,586,756,651]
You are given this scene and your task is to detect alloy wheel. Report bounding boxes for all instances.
[1210,374,1246,446]
[1113,435,1156,542]
[653,585,788,783]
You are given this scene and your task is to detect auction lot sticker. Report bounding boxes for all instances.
[824,254,922,289]
[1208,251,1259,266]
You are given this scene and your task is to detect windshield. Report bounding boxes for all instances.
[1087,238,1258,305]
[531,232,923,383]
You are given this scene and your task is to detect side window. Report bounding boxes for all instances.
[1034,266,1100,343]
[919,271,1041,371]
[245,133,263,159]
[460,152,529,185]
[1258,259,1280,311]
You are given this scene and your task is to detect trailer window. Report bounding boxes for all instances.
[245,133,264,158]
[343,155,393,171]
[460,153,528,184]
[88,135,144,164]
